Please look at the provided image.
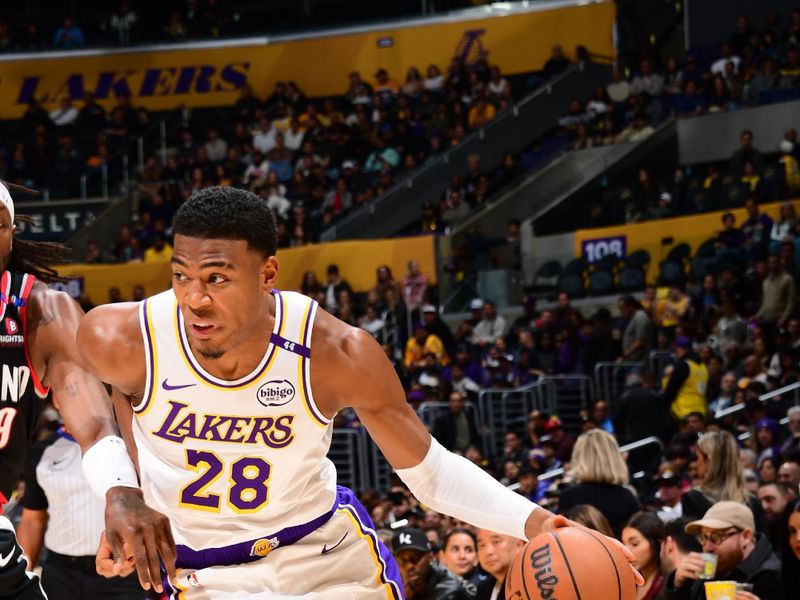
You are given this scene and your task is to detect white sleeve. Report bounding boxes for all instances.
[82,435,140,499]
[395,437,538,540]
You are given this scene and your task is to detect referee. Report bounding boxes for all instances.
[16,425,144,600]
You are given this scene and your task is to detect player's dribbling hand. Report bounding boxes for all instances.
[104,486,177,593]
[531,513,645,587]
[674,552,705,587]
[96,530,135,578]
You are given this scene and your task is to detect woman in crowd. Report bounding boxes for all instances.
[438,528,484,586]
[424,64,445,93]
[557,429,640,535]
[758,455,779,484]
[563,504,614,538]
[784,501,800,593]
[402,259,429,312]
[373,264,401,304]
[300,270,321,296]
[622,512,665,600]
[403,67,424,97]
[681,430,766,533]
[751,417,781,464]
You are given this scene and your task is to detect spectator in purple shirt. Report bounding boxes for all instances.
[441,344,485,384]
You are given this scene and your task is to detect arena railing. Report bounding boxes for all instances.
[649,350,675,378]
[714,380,800,421]
[535,375,593,433]
[509,435,666,490]
[328,428,371,493]
[594,361,642,406]
[417,401,480,431]
[478,382,542,458]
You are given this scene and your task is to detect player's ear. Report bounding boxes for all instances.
[262,255,279,289]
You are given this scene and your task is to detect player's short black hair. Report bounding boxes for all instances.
[173,186,278,257]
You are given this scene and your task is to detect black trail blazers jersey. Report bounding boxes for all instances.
[0,271,49,505]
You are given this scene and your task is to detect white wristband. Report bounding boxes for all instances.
[396,437,538,540]
[82,435,140,499]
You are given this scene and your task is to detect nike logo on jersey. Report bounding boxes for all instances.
[0,546,15,568]
[321,532,347,555]
[161,379,197,391]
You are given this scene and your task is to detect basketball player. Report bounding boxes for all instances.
[78,187,640,598]
[0,181,173,599]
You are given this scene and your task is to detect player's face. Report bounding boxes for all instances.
[0,206,14,269]
[171,235,277,359]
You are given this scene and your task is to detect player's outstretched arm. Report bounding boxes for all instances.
[317,315,642,584]
[315,315,548,538]
[77,301,176,593]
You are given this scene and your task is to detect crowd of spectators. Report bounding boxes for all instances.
[583,127,800,230]
[0,92,150,199]
[286,230,800,595]
[413,12,800,243]
[88,57,516,262]
[562,13,800,154]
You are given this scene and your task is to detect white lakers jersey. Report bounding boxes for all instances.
[131,289,337,552]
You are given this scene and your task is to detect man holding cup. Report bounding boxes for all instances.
[658,501,783,600]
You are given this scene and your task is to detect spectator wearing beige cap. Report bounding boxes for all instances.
[660,501,783,600]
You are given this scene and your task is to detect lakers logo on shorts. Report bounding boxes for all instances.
[250,537,280,557]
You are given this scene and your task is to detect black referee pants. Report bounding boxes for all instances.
[41,550,145,600]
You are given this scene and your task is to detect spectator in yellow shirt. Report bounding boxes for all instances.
[654,285,689,339]
[404,324,449,373]
[374,68,400,103]
[468,96,496,129]
[143,235,173,263]
[779,140,800,195]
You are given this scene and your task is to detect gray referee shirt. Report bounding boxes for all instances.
[22,429,105,556]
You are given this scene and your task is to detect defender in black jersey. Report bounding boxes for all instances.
[0,181,174,599]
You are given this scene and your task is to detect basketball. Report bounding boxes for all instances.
[506,526,637,600]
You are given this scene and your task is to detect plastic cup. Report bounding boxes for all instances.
[704,581,737,599]
[698,553,718,580]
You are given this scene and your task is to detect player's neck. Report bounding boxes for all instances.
[188,298,275,381]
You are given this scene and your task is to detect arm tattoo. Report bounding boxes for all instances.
[66,382,79,397]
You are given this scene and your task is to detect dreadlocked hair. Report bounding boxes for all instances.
[1,180,71,283]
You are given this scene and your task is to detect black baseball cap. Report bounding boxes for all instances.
[658,471,680,486]
[391,528,430,554]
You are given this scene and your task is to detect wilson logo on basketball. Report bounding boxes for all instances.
[531,544,559,598]
[256,379,296,407]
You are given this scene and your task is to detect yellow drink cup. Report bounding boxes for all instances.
[704,581,737,599]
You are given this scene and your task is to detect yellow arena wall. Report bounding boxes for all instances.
[0,1,615,118]
[58,235,436,304]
